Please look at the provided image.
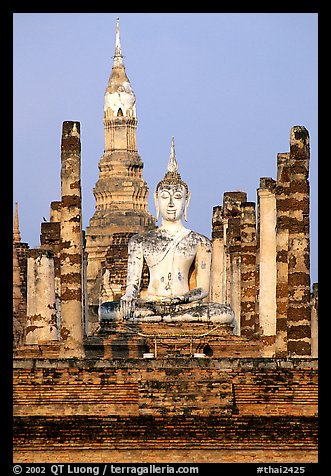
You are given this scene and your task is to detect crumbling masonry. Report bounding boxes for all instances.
[209,126,314,358]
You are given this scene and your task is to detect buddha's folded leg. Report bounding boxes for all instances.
[131,300,236,330]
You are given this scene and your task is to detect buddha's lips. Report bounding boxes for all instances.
[166,209,176,216]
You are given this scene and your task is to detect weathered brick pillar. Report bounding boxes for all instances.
[210,206,226,303]
[50,202,62,331]
[311,283,318,357]
[40,210,62,340]
[227,217,242,334]
[13,243,26,344]
[223,192,247,334]
[59,121,85,358]
[25,249,57,344]
[287,126,311,356]
[257,178,277,357]
[230,251,241,335]
[240,202,258,338]
[13,244,23,318]
[275,152,291,356]
[50,200,62,222]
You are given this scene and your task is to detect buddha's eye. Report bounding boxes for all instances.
[174,193,183,199]
[160,192,170,199]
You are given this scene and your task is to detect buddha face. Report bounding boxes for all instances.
[155,185,191,222]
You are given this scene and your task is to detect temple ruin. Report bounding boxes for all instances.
[13,18,318,464]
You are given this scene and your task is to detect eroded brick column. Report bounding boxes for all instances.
[311,283,318,357]
[224,192,247,334]
[230,251,241,335]
[287,126,311,356]
[227,217,242,334]
[25,249,57,344]
[275,152,291,356]
[257,178,277,357]
[40,205,62,340]
[13,243,26,344]
[59,121,85,358]
[210,206,226,303]
[50,200,62,222]
[240,202,257,338]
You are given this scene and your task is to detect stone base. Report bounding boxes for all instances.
[13,323,260,360]
[13,342,61,359]
[87,320,260,359]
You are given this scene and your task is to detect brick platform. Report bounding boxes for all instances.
[13,357,318,463]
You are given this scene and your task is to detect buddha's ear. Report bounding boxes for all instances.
[154,191,160,221]
[184,191,191,222]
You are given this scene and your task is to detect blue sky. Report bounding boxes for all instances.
[13,13,318,284]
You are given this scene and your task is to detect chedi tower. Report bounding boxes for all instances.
[85,18,155,321]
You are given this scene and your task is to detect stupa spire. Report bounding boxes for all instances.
[86,15,155,312]
[13,201,21,243]
[113,17,124,67]
[104,17,136,118]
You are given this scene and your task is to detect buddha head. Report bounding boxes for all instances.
[154,138,191,223]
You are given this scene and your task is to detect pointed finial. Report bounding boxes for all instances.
[155,137,189,194]
[115,17,121,53]
[113,17,124,67]
[13,201,21,243]
[168,137,178,173]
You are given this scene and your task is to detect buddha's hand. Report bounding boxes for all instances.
[159,288,208,305]
[120,294,135,319]
[182,287,208,302]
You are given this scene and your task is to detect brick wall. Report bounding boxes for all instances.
[103,232,150,300]
[14,242,29,300]
[13,357,317,463]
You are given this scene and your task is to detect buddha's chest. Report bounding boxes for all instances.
[142,235,197,271]
[145,248,195,296]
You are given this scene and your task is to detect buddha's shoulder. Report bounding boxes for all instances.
[187,230,211,247]
[128,229,211,247]
[128,229,160,245]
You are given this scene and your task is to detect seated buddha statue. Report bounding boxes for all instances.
[117,138,237,333]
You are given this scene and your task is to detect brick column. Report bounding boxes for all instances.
[257,178,277,357]
[287,126,311,356]
[310,283,318,357]
[25,249,57,344]
[240,202,257,338]
[210,206,226,303]
[13,243,26,344]
[50,200,62,222]
[223,192,247,334]
[275,152,291,356]
[13,244,23,318]
[59,121,85,358]
[230,252,241,335]
[40,218,61,340]
[227,217,242,334]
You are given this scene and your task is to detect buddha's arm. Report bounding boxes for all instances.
[122,235,144,300]
[194,239,212,299]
